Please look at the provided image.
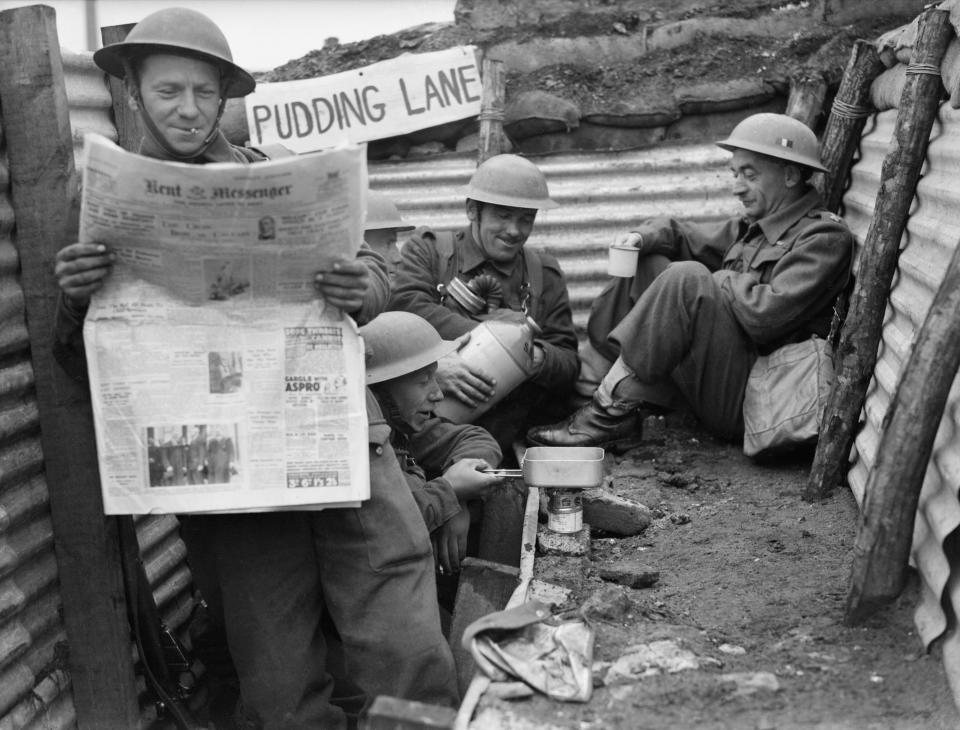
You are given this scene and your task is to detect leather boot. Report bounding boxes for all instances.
[526,397,641,452]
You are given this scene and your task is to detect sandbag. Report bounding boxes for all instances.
[674,78,778,116]
[875,20,916,68]
[869,64,908,111]
[582,89,680,129]
[942,37,960,108]
[516,121,665,154]
[505,90,581,140]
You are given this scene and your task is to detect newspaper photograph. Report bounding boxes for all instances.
[80,134,370,514]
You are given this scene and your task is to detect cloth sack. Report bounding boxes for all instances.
[742,337,834,457]
[462,600,595,702]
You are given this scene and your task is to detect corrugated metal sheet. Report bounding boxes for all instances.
[369,144,741,334]
[0,109,76,728]
[843,105,960,706]
[62,50,203,724]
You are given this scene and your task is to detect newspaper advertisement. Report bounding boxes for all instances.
[80,134,370,515]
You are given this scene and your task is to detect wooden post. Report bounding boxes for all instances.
[100,23,140,152]
[805,8,952,502]
[844,234,960,624]
[786,71,828,131]
[477,58,506,164]
[447,557,519,696]
[0,5,140,728]
[817,40,886,213]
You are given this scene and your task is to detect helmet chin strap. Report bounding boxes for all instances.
[135,93,227,161]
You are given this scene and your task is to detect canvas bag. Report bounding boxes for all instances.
[742,336,835,457]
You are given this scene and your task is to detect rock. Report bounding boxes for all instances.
[582,487,652,536]
[528,578,574,607]
[579,584,635,623]
[594,558,660,589]
[604,640,702,684]
[537,522,591,557]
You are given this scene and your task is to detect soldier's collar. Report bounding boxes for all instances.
[756,188,823,245]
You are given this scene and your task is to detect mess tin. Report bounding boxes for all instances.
[520,446,604,489]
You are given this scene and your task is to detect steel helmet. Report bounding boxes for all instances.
[716,113,827,172]
[365,192,414,231]
[361,312,458,385]
[463,154,558,210]
[93,7,256,98]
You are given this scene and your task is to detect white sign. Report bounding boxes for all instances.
[246,46,482,154]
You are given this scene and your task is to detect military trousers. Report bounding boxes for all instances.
[607,259,757,440]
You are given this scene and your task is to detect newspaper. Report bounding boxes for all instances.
[80,134,370,515]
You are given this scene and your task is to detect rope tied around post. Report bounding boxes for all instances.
[830,98,873,120]
[477,110,505,123]
[905,62,942,77]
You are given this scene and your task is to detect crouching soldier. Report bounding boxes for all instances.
[360,311,505,574]
[388,154,579,454]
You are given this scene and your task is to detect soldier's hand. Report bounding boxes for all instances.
[443,458,502,501]
[613,231,644,250]
[435,507,470,574]
[54,242,116,308]
[436,353,496,408]
[314,257,370,313]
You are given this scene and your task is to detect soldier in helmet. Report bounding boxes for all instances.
[360,311,504,574]
[49,7,458,728]
[388,154,579,454]
[528,113,854,450]
[364,191,414,279]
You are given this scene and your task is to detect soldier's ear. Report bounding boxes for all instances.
[783,163,803,188]
[465,200,479,222]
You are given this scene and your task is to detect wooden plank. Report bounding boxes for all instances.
[476,476,526,567]
[844,233,960,624]
[807,7,953,501]
[0,5,140,728]
[361,696,456,730]
[447,557,519,697]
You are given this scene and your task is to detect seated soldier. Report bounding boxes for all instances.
[360,311,505,574]
[388,154,579,456]
[528,113,854,451]
[364,191,414,280]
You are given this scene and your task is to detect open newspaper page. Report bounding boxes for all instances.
[80,134,370,514]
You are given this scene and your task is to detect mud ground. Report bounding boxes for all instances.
[473,419,959,729]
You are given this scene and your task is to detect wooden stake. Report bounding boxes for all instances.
[817,40,886,213]
[786,71,828,130]
[0,5,140,727]
[477,58,506,164]
[844,232,960,624]
[101,23,140,152]
[805,8,952,502]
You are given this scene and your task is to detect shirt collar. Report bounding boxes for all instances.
[459,226,523,277]
[755,187,824,245]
